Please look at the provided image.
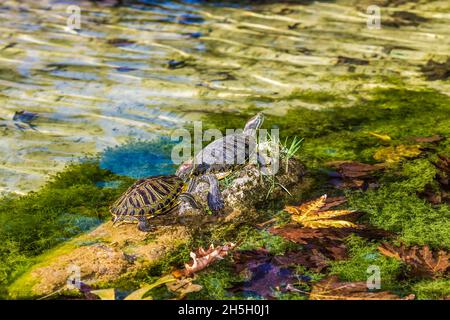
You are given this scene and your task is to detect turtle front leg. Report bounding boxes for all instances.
[137,217,156,232]
[204,174,224,212]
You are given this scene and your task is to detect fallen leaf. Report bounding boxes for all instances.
[326,161,384,190]
[412,135,444,143]
[420,155,450,204]
[231,249,297,298]
[327,161,384,179]
[90,288,116,300]
[269,224,392,269]
[373,145,422,164]
[166,278,203,299]
[378,243,450,279]
[173,243,236,278]
[320,196,347,211]
[368,132,392,142]
[269,226,348,263]
[124,275,177,300]
[284,195,357,229]
[310,276,415,300]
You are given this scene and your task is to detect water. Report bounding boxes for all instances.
[0,0,449,194]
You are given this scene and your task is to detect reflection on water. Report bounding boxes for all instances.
[0,0,449,194]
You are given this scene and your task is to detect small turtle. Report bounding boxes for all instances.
[177,113,265,212]
[110,175,198,232]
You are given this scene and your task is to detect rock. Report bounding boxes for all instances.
[179,158,306,217]
[8,222,189,299]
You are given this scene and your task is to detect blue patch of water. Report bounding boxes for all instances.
[99,137,178,179]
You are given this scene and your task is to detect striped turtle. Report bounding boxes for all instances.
[110,175,198,232]
[177,113,265,212]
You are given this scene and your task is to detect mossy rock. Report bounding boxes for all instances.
[8,222,189,299]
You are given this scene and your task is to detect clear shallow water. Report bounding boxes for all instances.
[0,0,449,194]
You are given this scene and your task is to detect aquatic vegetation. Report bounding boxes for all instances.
[347,161,450,249]
[0,161,131,297]
[412,278,450,300]
[329,236,403,291]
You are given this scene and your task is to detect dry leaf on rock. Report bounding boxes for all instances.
[284,195,357,229]
[269,226,348,263]
[378,243,450,279]
[310,276,415,300]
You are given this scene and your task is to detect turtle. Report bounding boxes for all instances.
[110,174,198,232]
[176,112,265,212]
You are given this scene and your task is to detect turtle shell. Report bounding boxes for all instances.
[192,133,255,176]
[110,175,184,222]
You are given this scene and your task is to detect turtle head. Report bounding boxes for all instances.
[176,159,194,181]
[243,112,264,134]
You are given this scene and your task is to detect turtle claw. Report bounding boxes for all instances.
[137,220,156,232]
[207,192,224,212]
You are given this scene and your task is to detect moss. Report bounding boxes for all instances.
[412,278,450,300]
[329,236,403,291]
[237,229,299,255]
[187,260,243,300]
[348,159,450,249]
